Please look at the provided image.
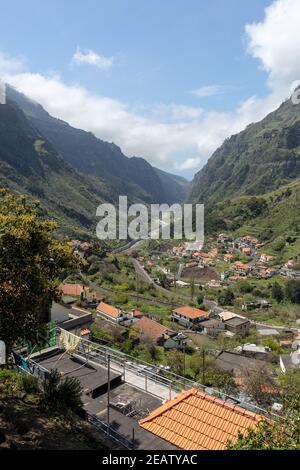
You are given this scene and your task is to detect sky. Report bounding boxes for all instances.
[0,0,300,179]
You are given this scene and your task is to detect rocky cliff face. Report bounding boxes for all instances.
[188,95,300,204]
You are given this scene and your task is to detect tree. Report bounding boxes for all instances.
[197,293,204,306]
[272,282,284,303]
[43,369,83,412]
[285,280,300,304]
[227,380,300,450]
[205,368,237,396]
[0,190,77,350]
[239,281,253,294]
[279,370,300,410]
[190,277,196,300]
[241,365,279,407]
[157,272,167,288]
[166,349,184,375]
[218,289,235,306]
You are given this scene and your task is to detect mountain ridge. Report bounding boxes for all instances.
[188,95,300,204]
[7,86,189,205]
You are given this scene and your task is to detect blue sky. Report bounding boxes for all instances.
[0,0,299,177]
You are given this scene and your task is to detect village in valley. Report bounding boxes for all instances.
[6,202,300,451]
[51,231,300,417]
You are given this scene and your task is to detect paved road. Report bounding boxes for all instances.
[131,257,191,301]
[90,282,181,308]
[113,238,148,254]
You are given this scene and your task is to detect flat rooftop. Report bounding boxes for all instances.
[35,349,178,450]
[83,382,178,449]
[36,350,122,396]
[224,316,249,327]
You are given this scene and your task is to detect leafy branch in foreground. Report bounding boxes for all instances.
[227,370,300,450]
[0,189,78,350]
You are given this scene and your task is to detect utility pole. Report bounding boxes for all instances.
[202,349,205,385]
[183,343,186,382]
[136,272,140,308]
[190,276,195,301]
[107,354,111,435]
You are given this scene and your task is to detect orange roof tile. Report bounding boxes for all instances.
[173,306,209,320]
[233,262,251,270]
[139,388,265,450]
[132,317,169,342]
[131,309,144,317]
[80,328,90,336]
[59,283,86,296]
[199,252,211,259]
[97,302,121,319]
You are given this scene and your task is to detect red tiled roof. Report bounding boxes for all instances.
[139,388,265,450]
[59,283,86,296]
[199,252,211,259]
[80,328,90,336]
[233,262,251,270]
[173,306,209,320]
[97,302,121,319]
[132,317,169,342]
[131,309,144,317]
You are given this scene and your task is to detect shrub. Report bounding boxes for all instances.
[218,289,235,306]
[286,280,300,304]
[272,282,284,303]
[43,369,83,413]
[0,369,38,396]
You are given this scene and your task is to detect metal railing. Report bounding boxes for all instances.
[86,412,134,449]
[57,327,202,395]
[55,327,279,417]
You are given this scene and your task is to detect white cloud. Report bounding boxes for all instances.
[72,47,114,70]
[175,158,201,171]
[246,0,300,93]
[191,85,230,98]
[0,52,25,75]
[135,103,203,122]
[1,0,299,176]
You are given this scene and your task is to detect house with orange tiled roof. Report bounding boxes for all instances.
[133,317,169,342]
[228,275,242,283]
[232,261,252,275]
[59,283,88,297]
[172,306,210,329]
[242,246,251,256]
[259,253,274,264]
[139,388,266,450]
[132,317,187,349]
[129,309,146,319]
[96,302,126,324]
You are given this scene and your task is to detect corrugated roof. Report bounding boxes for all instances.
[173,306,209,320]
[139,388,265,450]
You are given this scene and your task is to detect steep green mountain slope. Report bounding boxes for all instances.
[0,101,113,238]
[189,95,300,204]
[154,167,189,204]
[8,87,188,204]
[207,179,300,262]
